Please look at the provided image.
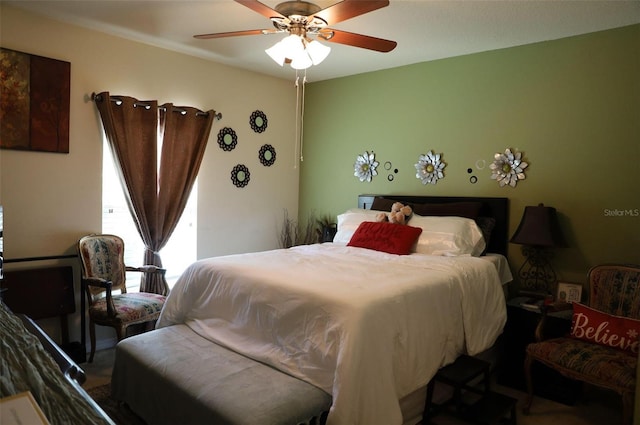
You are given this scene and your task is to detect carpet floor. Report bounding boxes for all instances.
[86,380,624,425]
[87,383,146,425]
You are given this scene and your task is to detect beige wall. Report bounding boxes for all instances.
[1,5,299,346]
[299,24,640,293]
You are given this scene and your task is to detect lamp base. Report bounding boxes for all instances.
[517,246,557,296]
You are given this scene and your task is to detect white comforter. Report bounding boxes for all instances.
[157,244,509,425]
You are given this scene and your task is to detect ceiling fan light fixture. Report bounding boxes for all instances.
[266,34,330,70]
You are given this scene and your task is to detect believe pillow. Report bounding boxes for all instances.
[570,303,640,355]
[347,221,422,255]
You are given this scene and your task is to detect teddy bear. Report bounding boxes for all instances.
[389,202,413,224]
[375,202,413,225]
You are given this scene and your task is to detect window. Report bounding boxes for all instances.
[102,143,196,291]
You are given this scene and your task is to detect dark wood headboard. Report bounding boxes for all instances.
[358,194,509,256]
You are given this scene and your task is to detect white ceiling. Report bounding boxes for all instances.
[7,0,640,82]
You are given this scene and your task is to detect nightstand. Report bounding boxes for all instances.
[497,297,582,405]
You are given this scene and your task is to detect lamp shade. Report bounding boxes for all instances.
[290,52,313,70]
[281,34,305,56]
[511,204,566,247]
[265,41,287,66]
[306,40,330,65]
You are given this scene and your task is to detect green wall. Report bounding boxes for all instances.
[299,24,640,289]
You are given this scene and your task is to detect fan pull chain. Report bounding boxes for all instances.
[294,75,300,168]
[300,71,306,163]
[293,71,307,168]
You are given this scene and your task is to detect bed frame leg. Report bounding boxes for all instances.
[422,379,436,422]
[523,353,534,415]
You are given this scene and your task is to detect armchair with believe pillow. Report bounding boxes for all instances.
[523,264,640,424]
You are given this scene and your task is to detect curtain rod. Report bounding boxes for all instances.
[91,92,222,120]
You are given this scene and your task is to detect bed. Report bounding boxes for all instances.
[117,195,512,425]
[0,302,114,425]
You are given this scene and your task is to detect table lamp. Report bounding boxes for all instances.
[511,203,565,297]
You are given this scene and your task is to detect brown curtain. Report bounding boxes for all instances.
[94,92,215,295]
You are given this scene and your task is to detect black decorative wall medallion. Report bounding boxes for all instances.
[250,110,268,133]
[217,127,237,151]
[258,144,276,167]
[231,164,250,188]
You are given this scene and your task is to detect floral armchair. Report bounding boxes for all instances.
[77,234,166,362]
[523,264,639,424]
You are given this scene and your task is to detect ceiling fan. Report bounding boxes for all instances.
[194,0,397,69]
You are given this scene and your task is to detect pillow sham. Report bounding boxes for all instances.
[333,209,381,245]
[412,202,482,219]
[570,303,640,355]
[347,221,422,255]
[408,214,486,256]
[475,216,496,255]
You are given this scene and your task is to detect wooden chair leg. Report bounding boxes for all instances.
[88,321,97,363]
[621,391,633,425]
[522,353,534,415]
[115,325,125,341]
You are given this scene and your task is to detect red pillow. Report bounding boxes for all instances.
[347,221,422,255]
[570,303,640,355]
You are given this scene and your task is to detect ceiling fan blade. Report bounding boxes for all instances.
[194,29,272,39]
[314,0,389,26]
[234,0,284,19]
[319,29,396,53]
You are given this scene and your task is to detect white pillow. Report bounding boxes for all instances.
[333,209,382,245]
[408,214,486,256]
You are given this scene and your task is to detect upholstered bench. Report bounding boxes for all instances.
[111,324,332,425]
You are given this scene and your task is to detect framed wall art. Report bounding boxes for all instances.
[557,282,583,303]
[0,48,70,153]
[217,127,237,151]
[250,110,267,133]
